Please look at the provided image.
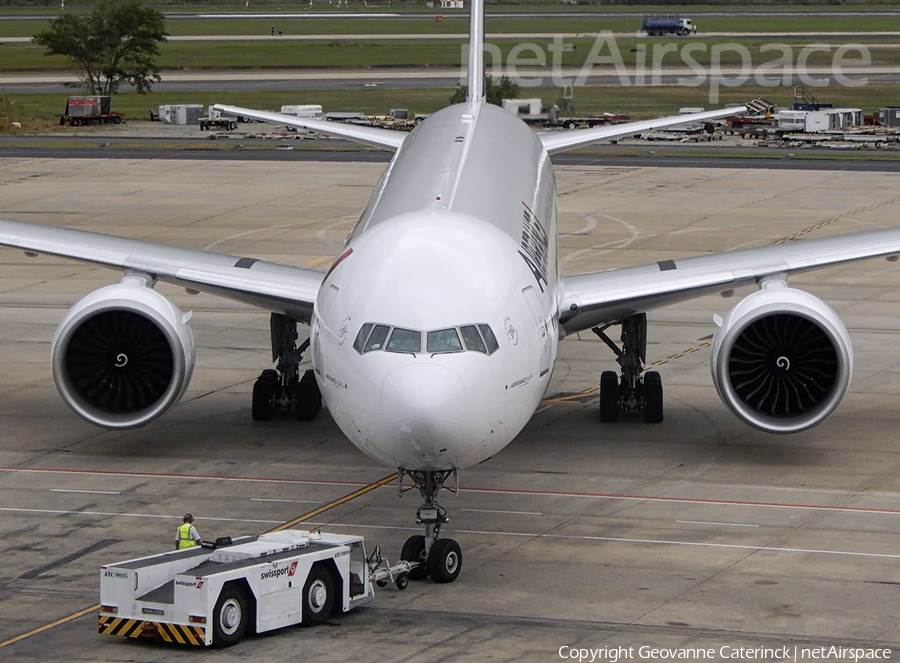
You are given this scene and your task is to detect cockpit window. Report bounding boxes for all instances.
[363,324,390,352]
[479,324,500,354]
[427,328,463,354]
[353,323,373,354]
[354,323,499,356]
[459,325,486,353]
[386,328,421,354]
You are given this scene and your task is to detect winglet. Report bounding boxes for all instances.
[467,0,485,102]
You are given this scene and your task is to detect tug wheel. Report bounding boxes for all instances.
[302,564,334,625]
[212,584,249,648]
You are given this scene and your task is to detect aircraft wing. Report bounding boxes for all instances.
[0,219,323,323]
[560,226,900,334]
[539,106,745,155]
[212,104,407,151]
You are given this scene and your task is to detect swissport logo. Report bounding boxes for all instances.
[260,561,299,581]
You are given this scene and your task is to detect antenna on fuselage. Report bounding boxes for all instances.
[466,0,485,103]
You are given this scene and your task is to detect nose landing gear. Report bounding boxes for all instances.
[398,469,462,584]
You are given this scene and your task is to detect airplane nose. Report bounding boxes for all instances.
[382,363,466,441]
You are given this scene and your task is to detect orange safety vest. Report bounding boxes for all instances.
[177,523,198,549]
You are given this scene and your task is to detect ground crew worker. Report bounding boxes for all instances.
[175,513,201,550]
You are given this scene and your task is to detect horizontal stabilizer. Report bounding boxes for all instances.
[212,104,407,151]
[540,106,746,155]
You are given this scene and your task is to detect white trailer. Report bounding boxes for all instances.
[98,530,412,648]
[776,108,863,133]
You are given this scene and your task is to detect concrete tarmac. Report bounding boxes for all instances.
[1,157,900,661]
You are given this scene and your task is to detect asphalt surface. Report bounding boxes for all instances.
[2,156,900,660]
[3,71,896,94]
[4,10,900,19]
[2,143,900,172]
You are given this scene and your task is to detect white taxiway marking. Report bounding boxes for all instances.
[50,489,121,495]
[202,222,297,251]
[251,498,321,504]
[462,508,543,515]
[458,529,900,560]
[0,507,281,525]
[677,520,759,528]
[309,523,900,562]
[4,506,897,561]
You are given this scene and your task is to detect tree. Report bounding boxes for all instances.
[450,75,520,106]
[33,0,167,95]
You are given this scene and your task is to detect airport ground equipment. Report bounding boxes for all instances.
[642,14,695,36]
[60,96,124,127]
[98,530,413,648]
[199,107,238,131]
[879,107,900,128]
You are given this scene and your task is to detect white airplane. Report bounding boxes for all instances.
[2,0,900,587]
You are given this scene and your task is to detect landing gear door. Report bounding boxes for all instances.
[522,286,551,377]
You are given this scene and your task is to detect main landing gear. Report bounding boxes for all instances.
[251,313,322,422]
[398,469,462,584]
[592,313,664,424]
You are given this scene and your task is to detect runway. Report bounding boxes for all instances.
[1,156,900,660]
[3,67,897,94]
[5,10,900,20]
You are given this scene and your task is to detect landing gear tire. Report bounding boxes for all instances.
[599,370,620,423]
[301,565,334,625]
[643,370,664,424]
[401,535,429,581]
[428,538,462,584]
[251,369,278,421]
[212,584,249,648]
[295,369,322,421]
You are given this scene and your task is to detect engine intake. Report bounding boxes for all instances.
[52,282,195,429]
[711,284,852,434]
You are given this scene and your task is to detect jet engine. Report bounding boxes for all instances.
[710,280,852,434]
[51,277,195,429]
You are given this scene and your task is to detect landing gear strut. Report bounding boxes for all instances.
[593,313,663,424]
[251,313,322,422]
[398,469,462,584]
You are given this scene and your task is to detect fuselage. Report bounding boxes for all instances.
[309,102,560,471]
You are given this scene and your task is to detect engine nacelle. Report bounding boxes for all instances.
[711,282,852,434]
[51,281,195,429]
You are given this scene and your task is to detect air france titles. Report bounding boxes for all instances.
[558,646,892,662]
[519,204,549,292]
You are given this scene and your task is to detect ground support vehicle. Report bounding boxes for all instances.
[539,114,632,130]
[642,14,695,36]
[98,530,412,647]
[199,114,237,131]
[60,96,124,127]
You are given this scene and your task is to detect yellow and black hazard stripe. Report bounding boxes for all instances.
[98,616,206,646]
[98,616,144,638]
[157,622,206,646]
